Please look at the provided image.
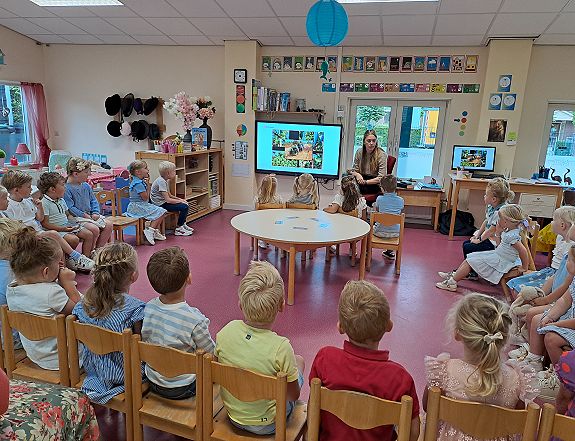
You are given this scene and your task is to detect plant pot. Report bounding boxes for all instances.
[199,118,212,149]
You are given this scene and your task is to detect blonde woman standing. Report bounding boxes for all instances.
[350,130,388,195]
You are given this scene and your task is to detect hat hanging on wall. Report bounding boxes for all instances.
[148,123,160,140]
[105,94,121,116]
[107,120,122,137]
[143,97,159,116]
[122,93,134,117]
[120,121,131,136]
[137,120,150,140]
[133,98,144,115]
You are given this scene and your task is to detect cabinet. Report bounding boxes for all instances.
[135,149,223,222]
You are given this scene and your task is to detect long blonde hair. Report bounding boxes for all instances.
[340,175,361,213]
[84,243,138,318]
[447,293,512,397]
[256,174,281,204]
[0,219,25,260]
[498,204,530,239]
[361,130,384,176]
[486,177,514,206]
[290,173,319,207]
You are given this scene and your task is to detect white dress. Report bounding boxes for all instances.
[467,228,522,284]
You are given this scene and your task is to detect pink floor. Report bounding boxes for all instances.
[74,209,531,440]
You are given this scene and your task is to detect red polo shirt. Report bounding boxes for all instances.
[309,340,420,441]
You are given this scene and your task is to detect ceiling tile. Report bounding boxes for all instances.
[500,0,569,13]
[546,13,575,33]
[0,8,16,19]
[134,35,176,45]
[188,18,246,37]
[266,0,316,17]
[70,17,123,34]
[435,14,494,35]
[28,34,71,44]
[216,0,276,17]
[290,36,315,46]
[60,34,104,44]
[0,18,52,34]
[0,0,55,18]
[96,34,139,44]
[235,17,287,37]
[147,18,201,35]
[383,35,432,46]
[169,35,213,45]
[348,15,381,36]
[343,3,381,16]
[45,7,95,17]
[439,0,502,14]
[341,35,383,46]
[432,35,485,46]
[381,14,435,36]
[207,36,250,45]
[166,0,226,17]
[378,2,438,15]
[121,0,181,18]
[279,17,307,36]
[87,6,138,17]
[256,36,294,46]
[106,17,163,35]
[28,17,86,34]
[565,0,575,11]
[536,33,575,44]
[489,13,556,35]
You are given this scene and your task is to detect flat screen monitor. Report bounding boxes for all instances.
[255,120,342,179]
[451,145,496,172]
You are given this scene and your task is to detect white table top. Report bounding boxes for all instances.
[231,209,371,245]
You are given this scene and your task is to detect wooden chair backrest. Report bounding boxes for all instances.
[202,353,288,441]
[95,189,117,216]
[370,212,405,230]
[1,305,69,386]
[337,208,359,218]
[116,186,130,214]
[286,202,317,210]
[256,202,285,210]
[307,378,413,441]
[537,403,575,441]
[424,386,540,441]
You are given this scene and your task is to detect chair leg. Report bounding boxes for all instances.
[366,246,372,271]
[350,242,356,267]
[250,237,254,251]
[336,244,340,256]
[301,251,306,262]
[136,221,142,246]
[253,240,258,260]
[325,246,331,262]
[395,249,401,275]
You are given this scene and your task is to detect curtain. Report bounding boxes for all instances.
[21,82,50,166]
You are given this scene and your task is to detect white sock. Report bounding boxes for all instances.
[525,352,542,361]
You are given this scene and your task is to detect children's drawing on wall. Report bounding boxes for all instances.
[305,56,315,71]
[488,119,507,143]
[327,56,338,72]
[283,56,293,71]
[294,56,304,71]
[272,57,282,71]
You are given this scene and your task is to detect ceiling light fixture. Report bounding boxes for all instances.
[29,0,123,6]
[338,0,437,3]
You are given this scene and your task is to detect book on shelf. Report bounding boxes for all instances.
[252,79,290,111]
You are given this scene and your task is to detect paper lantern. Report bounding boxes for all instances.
[306,0,348,47]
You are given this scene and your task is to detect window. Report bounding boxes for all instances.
[0,83,29,161]
[542,104,575,182]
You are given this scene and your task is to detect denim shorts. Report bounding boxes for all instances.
[229,371,304,435]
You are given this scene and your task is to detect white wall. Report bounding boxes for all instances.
[0,26,45,83]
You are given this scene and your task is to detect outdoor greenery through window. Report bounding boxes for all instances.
[544,107,575,182]
[0,83,28,162]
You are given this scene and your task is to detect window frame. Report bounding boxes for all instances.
[0,82,31,162]
[539,103,575,169]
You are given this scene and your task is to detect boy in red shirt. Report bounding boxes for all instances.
[309,280,420,441]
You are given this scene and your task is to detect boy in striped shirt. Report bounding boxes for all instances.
[142,247,215,399]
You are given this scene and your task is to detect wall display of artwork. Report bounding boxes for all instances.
[335,83,480,94]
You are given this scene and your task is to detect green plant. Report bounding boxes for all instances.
[0,149,5,159]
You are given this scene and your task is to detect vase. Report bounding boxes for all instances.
[199,117,212,149]
[183,129,193,145]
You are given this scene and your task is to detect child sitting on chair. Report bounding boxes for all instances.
[63,157,113,249]
[150,161,193,237]
[309,280,420,441]
[323,175,366,218]
[287,173,319,208]
[254,174,282,249]
[215,261,304,435]
[373,175,404,260]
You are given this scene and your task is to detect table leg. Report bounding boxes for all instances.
[234,231,240,275]
[359,236,367,280]
[433,194,440,232]
[447,178,453,209]
[449,181,460,240]
[556,188,563,208]
[288,246,296,305]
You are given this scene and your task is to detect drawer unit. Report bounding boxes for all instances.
[518,193,557,218]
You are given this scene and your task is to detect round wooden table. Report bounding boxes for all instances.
[231,209,371,305]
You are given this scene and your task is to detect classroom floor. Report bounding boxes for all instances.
[74,209,527,441]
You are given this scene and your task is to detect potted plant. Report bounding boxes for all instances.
[0,148,5,167]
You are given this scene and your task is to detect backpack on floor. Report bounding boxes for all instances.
[438,209,476,236]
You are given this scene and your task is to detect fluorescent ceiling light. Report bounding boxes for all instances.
[338,0,437,3]
[30,0,123,6]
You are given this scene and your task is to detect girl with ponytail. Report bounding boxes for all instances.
[424,293,537,440]
[72,242,145,404]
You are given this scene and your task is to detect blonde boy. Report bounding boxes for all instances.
[309,281,420,441]
[215,261,304,435]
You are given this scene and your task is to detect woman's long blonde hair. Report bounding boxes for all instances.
[447,293,512,397]
[487,177,514,206]
[291,173,319,207]
[361,130,384,176]
[84,243,138,318]
[256,174,281,204]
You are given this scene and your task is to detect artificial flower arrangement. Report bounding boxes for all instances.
[163,92,199,131]
[196,96,216,120]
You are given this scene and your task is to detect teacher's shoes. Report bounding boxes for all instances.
[436,277,458,292]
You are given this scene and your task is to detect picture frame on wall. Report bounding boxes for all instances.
[400,56,413,72]
[389,56,400,72]
[283,56,293,71]
[365,56,376,72]
[294,56,304,71]
[451,55,465,72]
[327,55,338,72]
[413,56,425,72]
[342,56,353,72]
[304,56,315,71]
[376,56,388,72]
[488,119,507,143]
[465,55,478,73]
[316,56,326,71]
[353,56,364,72]
[426,56,438,72]
[272,57,282,71]
[261,56,271,72]
[439,56,451,72]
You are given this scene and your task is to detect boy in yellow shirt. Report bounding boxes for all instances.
[215,261,304,435]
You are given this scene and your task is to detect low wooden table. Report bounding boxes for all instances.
[231,209,371,305]
[397,187,443,231]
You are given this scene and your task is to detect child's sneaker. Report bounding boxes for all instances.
[66,257,78,271]
[436,278,458,292]
[508,343,530,360]
[382,250,395,260]
[175,226,193,236]
[466,271,479,281]
[258,240,268,249]
[75,255,95,272]
[143,227,156,245]
[182,224,194,233]
[438,271,454,279]
[535,367,560,401]
[153,228,166,241]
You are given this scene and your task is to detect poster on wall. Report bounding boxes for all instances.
[426,56,438,72]
[283,56,293,71]
[451,55,465,72]
[489,93,502,110]
[439,56,451,72]
[327,56,338,72]
[414,56,425,72]
[305,56,315,71]
[498,75,512,92]
[400,56,413,72]
[272,57,282,71]
[488,119,507,143]
[502,93,516,111]
[377,56,388,72]
[389,56,400,72]
[342,56,353,72]
[353,56,364,71]
[465,55,478,73]
[365,56,376,72]
[261,56,270,71]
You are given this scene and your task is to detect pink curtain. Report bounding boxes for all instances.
[21,82,50,166]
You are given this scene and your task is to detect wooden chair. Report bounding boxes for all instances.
[362,155,397,206]
[285,202,317,261]
[202,353,307,441]
[424,386,540,441]
[307,378,413,441]
[131,335,224,441]
[537,403,575,441]
[0,305,69,386]
[96,188,141,246]
[0,318,27,373]
[66,315,135,441]
[366,212,405,275]
[253,202,286,259]
[500,220,540,302]
[325,209,361,267]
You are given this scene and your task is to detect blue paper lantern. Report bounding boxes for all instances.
[306,0,348,47]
